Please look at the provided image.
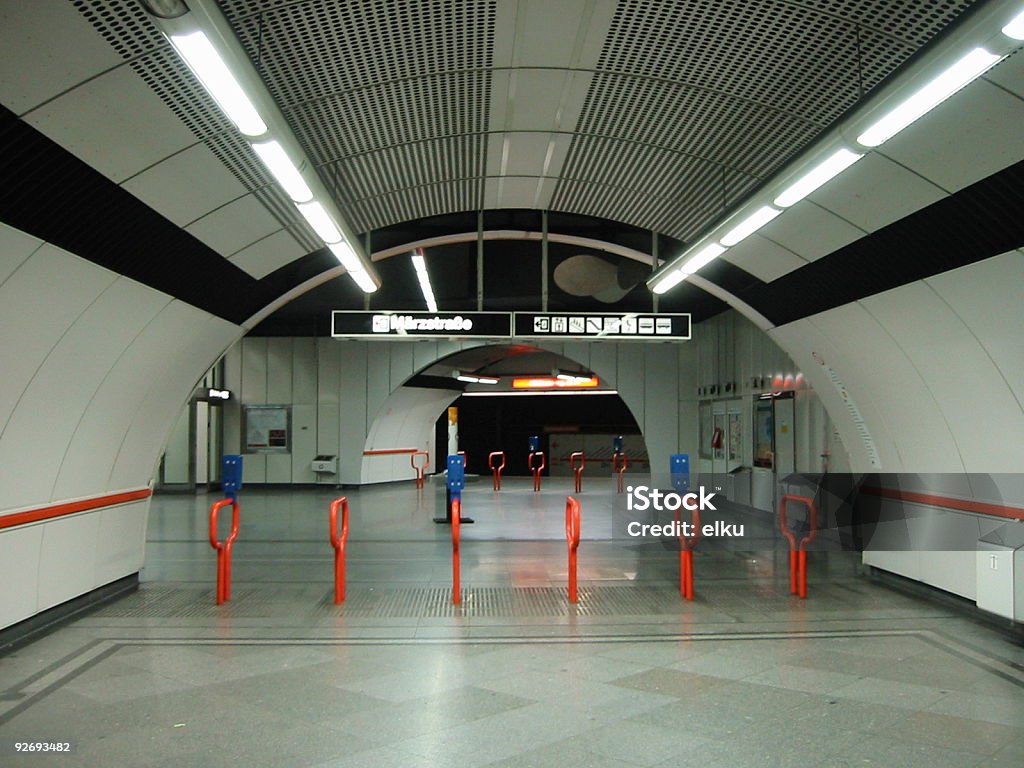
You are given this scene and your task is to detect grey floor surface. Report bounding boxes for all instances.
[1,478,1022,767]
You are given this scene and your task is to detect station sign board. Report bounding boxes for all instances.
[331,310,691,340]
[513,312,690,340]
[332,311,512,338]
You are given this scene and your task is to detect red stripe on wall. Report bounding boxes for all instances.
[861,487,1024,521]
[0,489,153,530]
[363,449,419,456]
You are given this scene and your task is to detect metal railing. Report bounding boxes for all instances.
[329,497,350,604]
[208,498,240,605]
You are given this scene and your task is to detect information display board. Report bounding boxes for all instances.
[513,312,690,340]
[243,405,290,454]
[332,311,512,338]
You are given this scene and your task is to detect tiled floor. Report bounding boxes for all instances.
[1,479,1022,767]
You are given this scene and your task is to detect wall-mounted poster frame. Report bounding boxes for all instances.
[243,405,291,454]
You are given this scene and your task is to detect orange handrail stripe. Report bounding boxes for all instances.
[0,489,152,530]
[861,487,1024,521]
[363,448,419,456]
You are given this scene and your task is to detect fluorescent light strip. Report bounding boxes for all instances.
[169,31,267,137]
[679,242,727,274]
[296,201,342,243]
[651,269,687,295]
[857,47,1001,147]
[774,148,864,207]
[251,140,312,202]
[457,374,499,384]
[347,269,378,294]
[720,206,782,246]
[462,390,620,397]
[411,251,438,312]
[1005,9,1024,39]
[329,241,363,272]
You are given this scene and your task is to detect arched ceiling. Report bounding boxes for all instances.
[2,0,1022,332]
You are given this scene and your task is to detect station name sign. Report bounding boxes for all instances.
[331,311,691,340]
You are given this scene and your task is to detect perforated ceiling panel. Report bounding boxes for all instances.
[221,0,496,234]
[550,0,976,240]
[70,0,320,253]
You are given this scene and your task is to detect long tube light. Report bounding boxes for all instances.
[773,148,864,207]
[719,206,782,247]
[411,250,438,312]
[146,1,381,294]
[250,140,312,202]
[1005,9,1024,38]
[647,1,1024,298]
[296,201,342,243]
[168,30,267,137]
[856,47,1001,147]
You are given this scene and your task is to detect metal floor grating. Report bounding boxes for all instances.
[91,584,763,619]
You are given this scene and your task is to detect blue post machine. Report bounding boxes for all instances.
[613,435,624,454]
[528,435,540,453]
[435,454,473,525]
[670,454,690,494]
[222,455,243,501]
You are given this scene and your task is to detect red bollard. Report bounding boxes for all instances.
[209,498,240,605]
[329,497,350,604]
[613,452,629,493]
[565,496,581,603]
[675,508,701,600]
[488,451,506,490]
[410,450,429,489]
[779,495,818,598]
[570,451,585,493]
[529,451,546,492]
[451,499,461,604]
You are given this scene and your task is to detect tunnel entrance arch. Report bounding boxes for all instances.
[359,342,654,485]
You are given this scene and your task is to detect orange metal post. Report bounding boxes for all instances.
[451,499,461,604]
[208,498,240,605]
[329,497,350,604]
[613,452,629,493]
[675,508,701,600]
[779,494,818,598]
[488,451,506,490]
[569,451,585,493]
[410,450,430,489]
[565,496,581,603]
[529,451,546,491]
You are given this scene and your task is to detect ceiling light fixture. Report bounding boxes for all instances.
[296,201,342,243]
[679,242,727,274]
[168,30,267,137]
[250,140,313,202]
[1005,8,1024,39]
[411,250,438,312]
[651,268,688,295]
[856,47,1001,147]
[774,148,864,207]
[455,373,499,384]
[719,206,782,246]
[145,1,381,294]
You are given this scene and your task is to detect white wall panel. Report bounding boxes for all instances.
[36,511,100,612]
[0,525,44,628]
[266,453,292,483]
[722,235,807,282]
[228,230,306,280]
[93,501,148,586]
[365,343,391,429]
[2,277,170,506]
[109,309,239,489]
[643,345,678,485]
[266,338,293,403]
[186,196,283,258]
[291,404,317,483]
[877,79,1024,193]
[0,223,43,287]
[292,338,317,403]
[25,66,195,184]
[222,342,243,453]
[0,245,117,465]
[388,342,415,392]
[0,0,124,115]
[862,283,1024,472]
[241,337,268,403]
[121,143,247,227]
[926,251,1024,411]
[338,343,368,485]
[810,153,945,232]
[759,202,866,263]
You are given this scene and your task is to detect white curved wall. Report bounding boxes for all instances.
[0,222,242,629]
